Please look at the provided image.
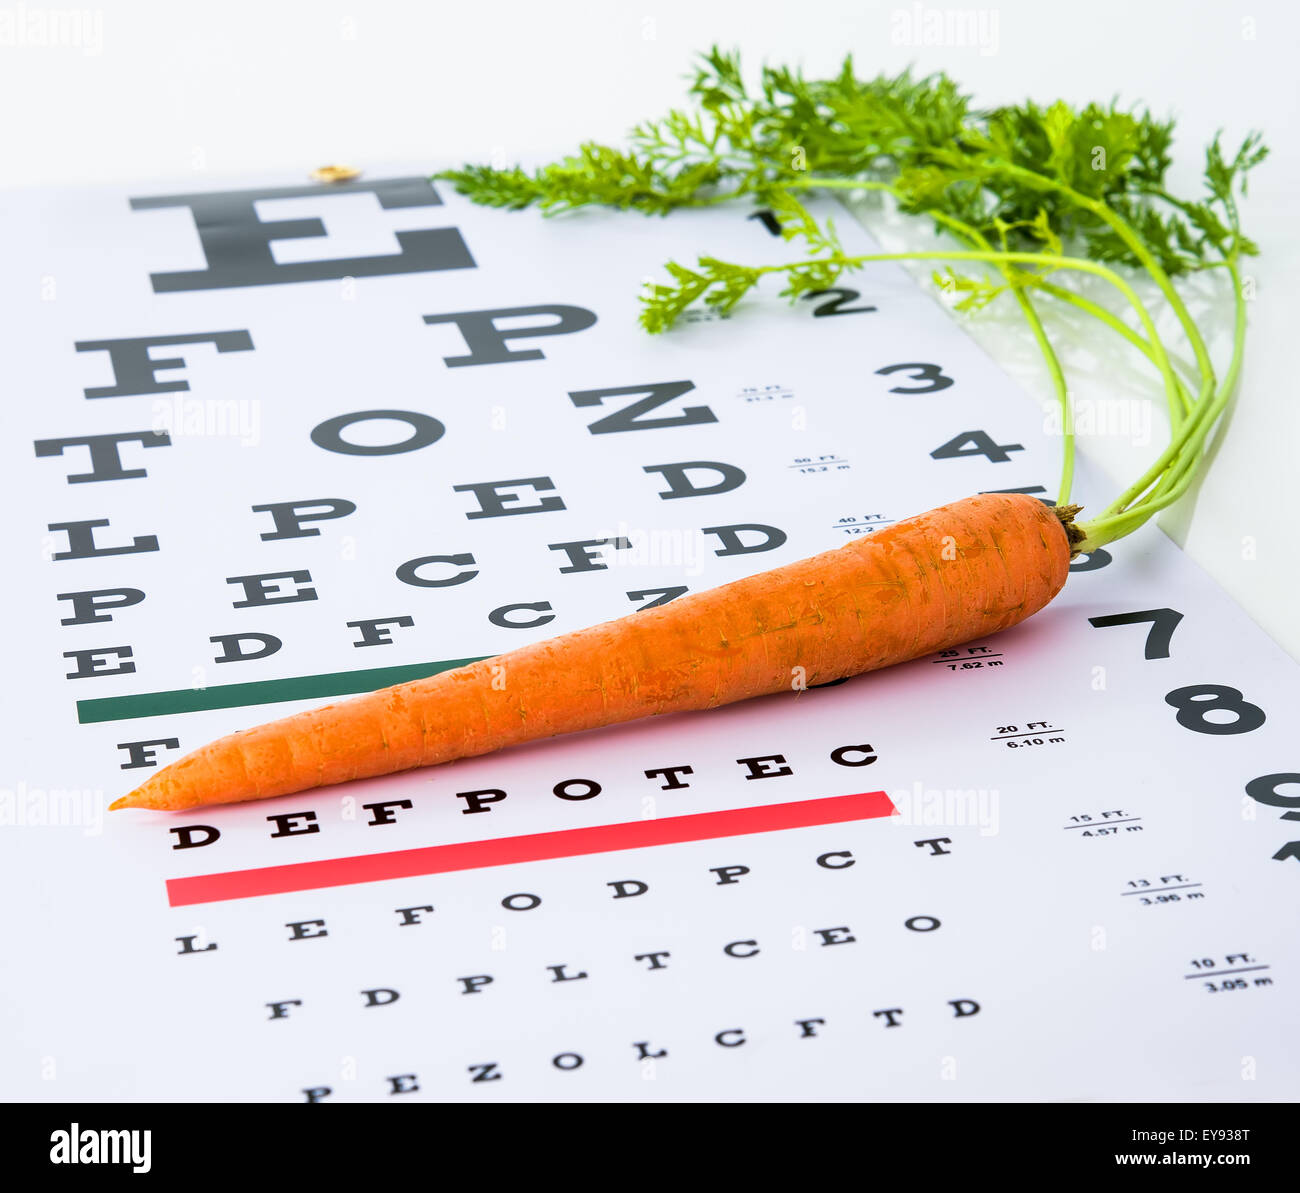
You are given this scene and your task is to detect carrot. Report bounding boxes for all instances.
[110,492,1072,812]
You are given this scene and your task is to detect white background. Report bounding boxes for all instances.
[3,0,1296,654]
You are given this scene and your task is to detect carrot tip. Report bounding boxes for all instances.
[108,795,134,811]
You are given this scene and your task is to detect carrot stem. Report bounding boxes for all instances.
[1075,259,1248,549]
[759,174,1247,555]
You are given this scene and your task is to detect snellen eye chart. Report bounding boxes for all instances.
[2,170,1297,1103]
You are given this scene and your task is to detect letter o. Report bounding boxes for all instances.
[311,409,445,456]
[553,778,601,801]
[552,1052,584,1071]
[501,892,541,912]
[905,915,941,932]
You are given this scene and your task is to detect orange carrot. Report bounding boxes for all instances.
[110,492,1073,812]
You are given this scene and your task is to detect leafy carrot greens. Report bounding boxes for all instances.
[437,49,1266,554]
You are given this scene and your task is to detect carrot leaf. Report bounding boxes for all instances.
[436,51,1267,554]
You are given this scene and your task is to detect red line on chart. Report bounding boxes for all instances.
[166,790,897,907]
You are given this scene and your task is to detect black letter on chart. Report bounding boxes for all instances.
[75,331,253,398]
[121,739,180,770]
[569,380,717,435]
[643,461,746,499]
[57,588,146,625]
[423,304,596,367]
[252,498,356,540]
[48,520,158,560]
[130,178,473,291]
[34,432,170,483]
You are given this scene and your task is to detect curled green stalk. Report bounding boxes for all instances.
[1077,258,1250,551]
[437,49,1266,558]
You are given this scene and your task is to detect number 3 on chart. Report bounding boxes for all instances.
[875,362,953,393]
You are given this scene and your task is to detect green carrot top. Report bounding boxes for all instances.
[437,48,1266,556]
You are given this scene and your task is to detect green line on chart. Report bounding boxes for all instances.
[76,656,490,724]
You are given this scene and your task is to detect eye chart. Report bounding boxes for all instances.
[2,170,1297,1103]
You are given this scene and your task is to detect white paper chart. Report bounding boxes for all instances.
[1,168,1296,1103]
